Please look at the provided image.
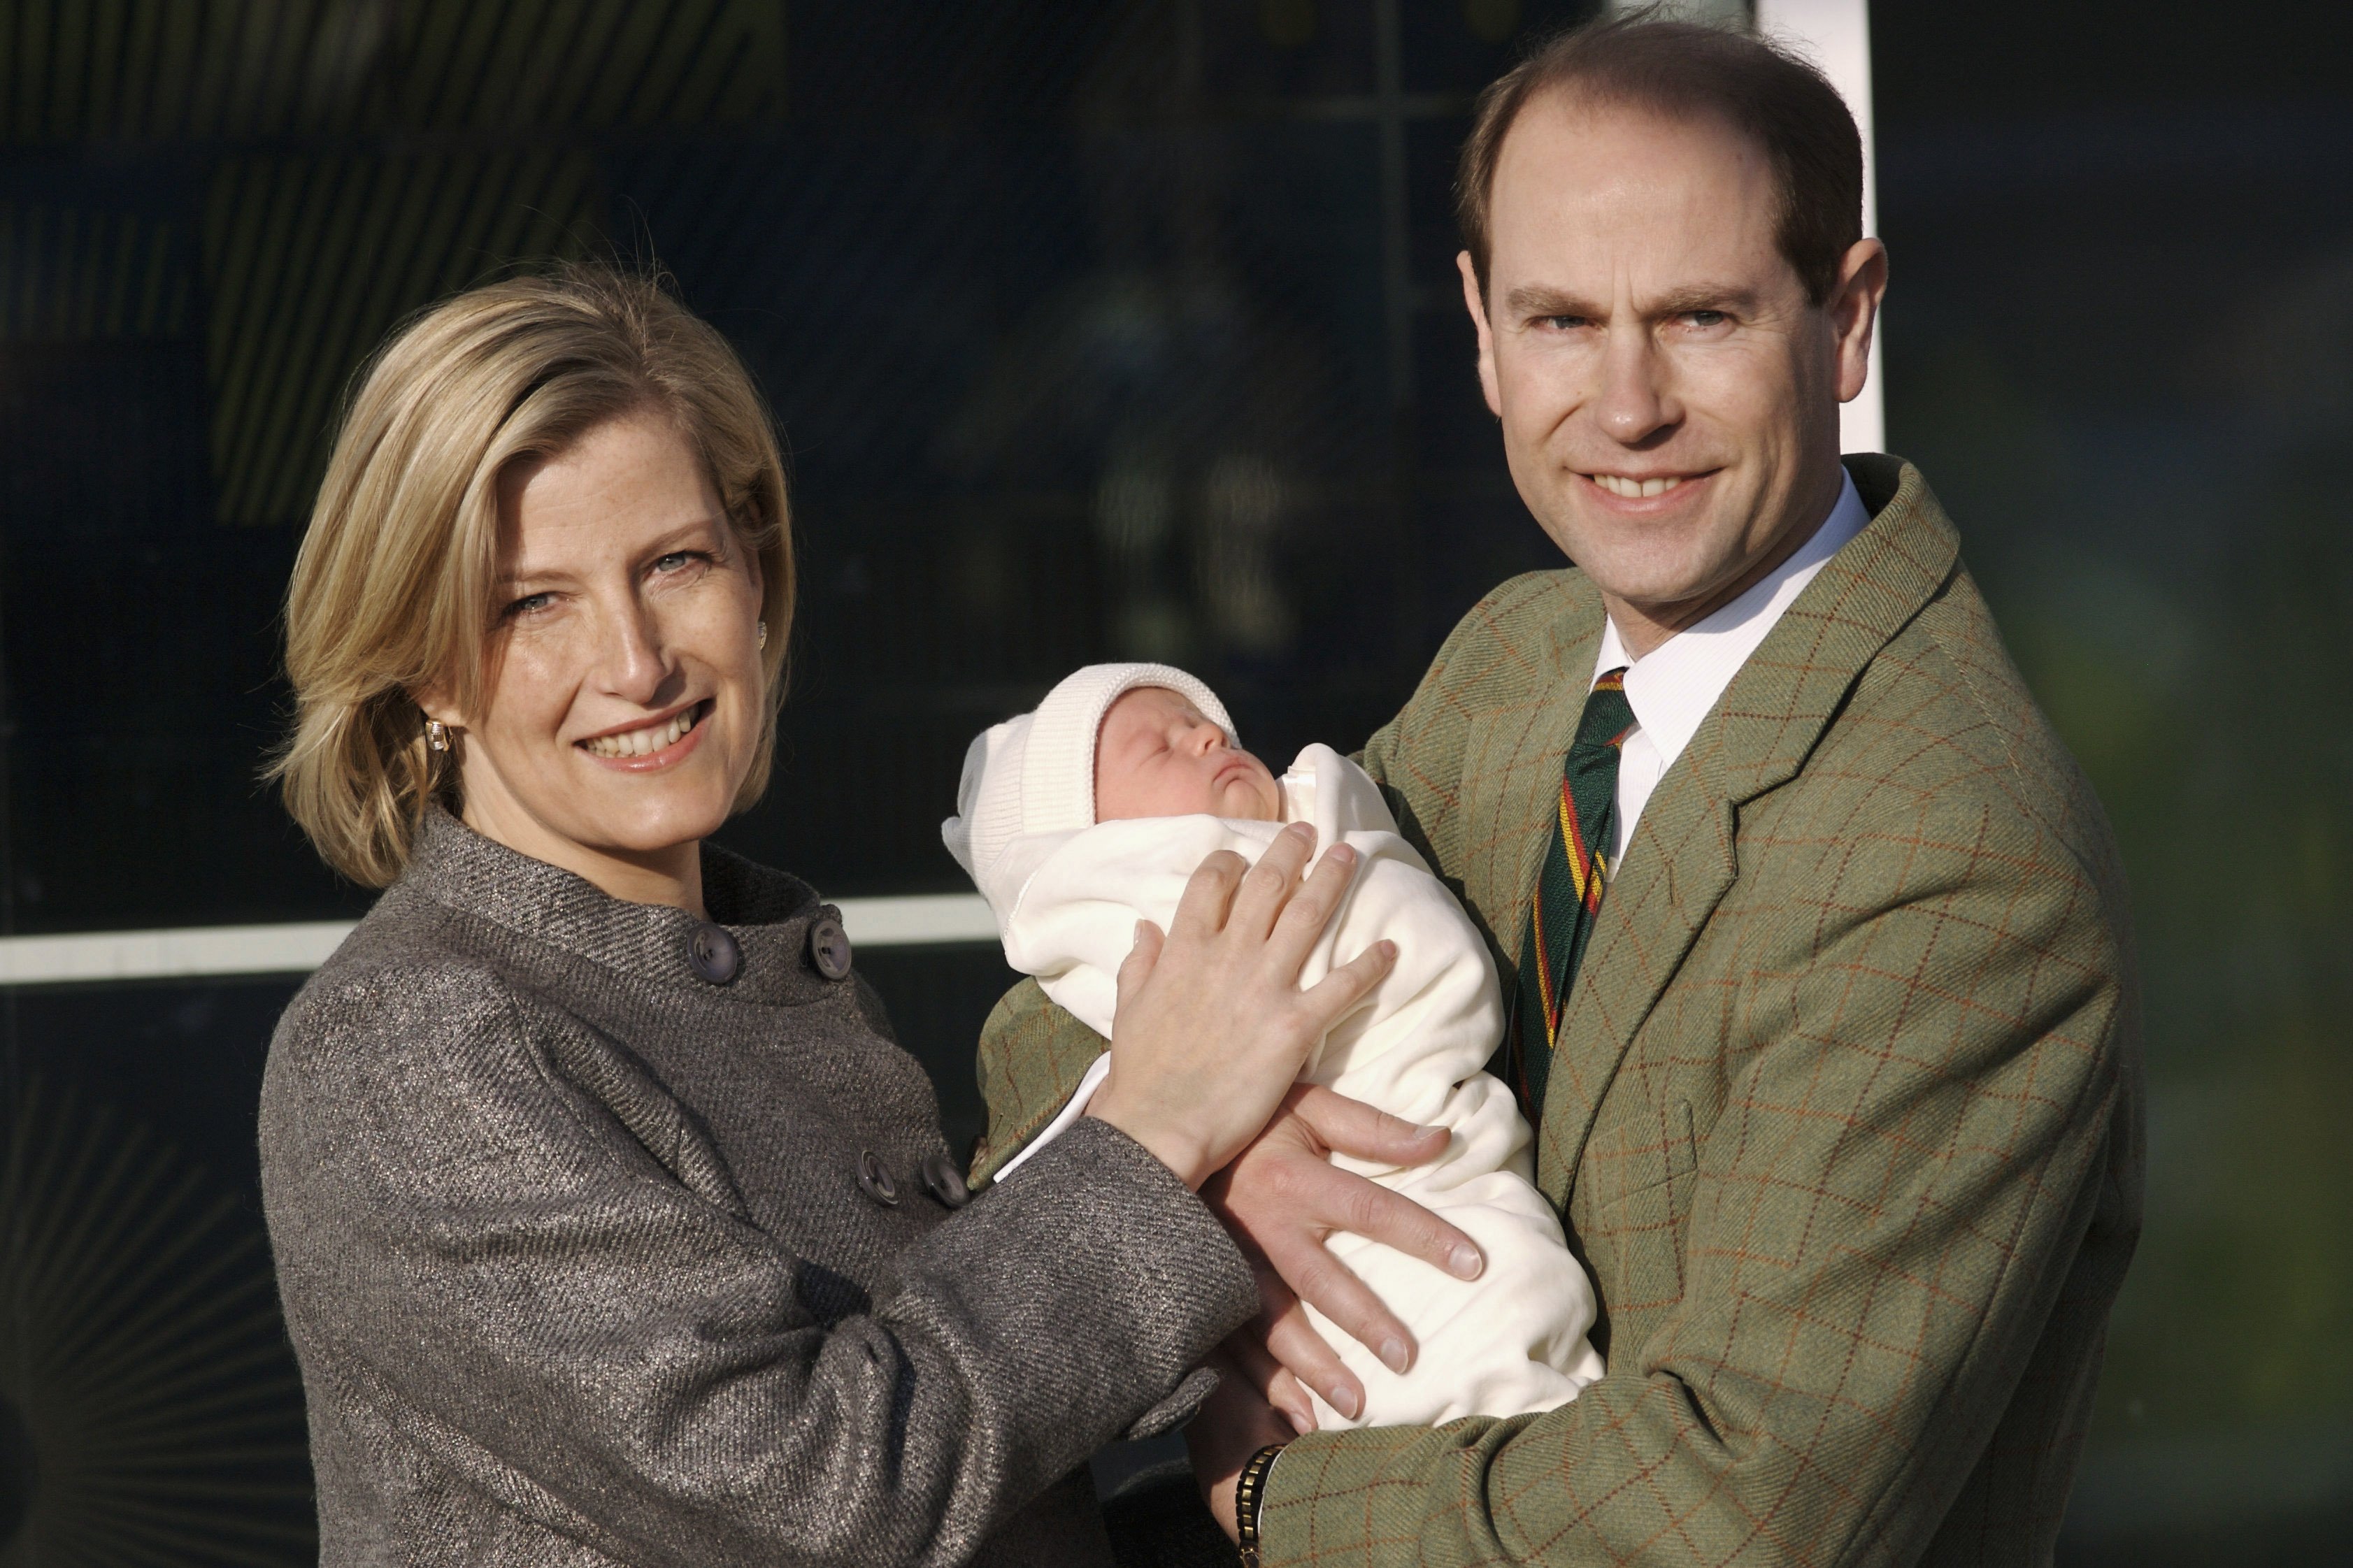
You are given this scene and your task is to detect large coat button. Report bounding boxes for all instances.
[856,1149,900,1207]
[808,916,853,981]
[922,1153,969,1209]
[685,922,741,985]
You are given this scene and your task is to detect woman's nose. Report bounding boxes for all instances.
[594,598,676,703]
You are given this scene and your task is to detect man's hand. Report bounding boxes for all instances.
[1204,1083,1485,1425]
[1186,1350,1297,1542]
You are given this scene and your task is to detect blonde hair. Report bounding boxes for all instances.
[272,266,794,887]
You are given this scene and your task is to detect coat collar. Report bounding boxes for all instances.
[1532,456,1963,1199]
[393,807,838,1008]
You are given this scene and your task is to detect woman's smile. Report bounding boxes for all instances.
[577,697,713,767]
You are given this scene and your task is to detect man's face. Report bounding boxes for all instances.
[1461,95,1882,647]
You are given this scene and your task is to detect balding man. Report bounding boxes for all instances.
[978,15,2143,1565]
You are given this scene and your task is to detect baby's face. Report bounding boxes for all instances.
[1094,687,1280,823]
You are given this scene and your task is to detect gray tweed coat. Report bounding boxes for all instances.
[259,810,1257,1567]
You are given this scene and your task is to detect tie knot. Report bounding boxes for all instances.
[1575,667,1636,752]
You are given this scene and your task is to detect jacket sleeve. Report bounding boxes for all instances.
[1256,793,2138,1567]
[969,977,1113,1187]
[262,965,1258,1568]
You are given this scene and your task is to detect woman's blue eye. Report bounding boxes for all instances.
[505,592,552,619]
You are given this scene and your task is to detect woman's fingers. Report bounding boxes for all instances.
[1292,938,1396,1040]
[1113,920,1164,1012]
[1169,849,1250,942]
[1225,821,1317,941]
[1261,839,1364,974]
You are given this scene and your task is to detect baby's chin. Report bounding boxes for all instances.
[1214,772,1282,823]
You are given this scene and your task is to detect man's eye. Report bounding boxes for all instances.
[1685,310,1729,328]
[1539,315,1588,331]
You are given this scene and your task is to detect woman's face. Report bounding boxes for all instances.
[427,411,767,894]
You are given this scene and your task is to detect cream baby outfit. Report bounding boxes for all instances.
[943,663,1603,1428]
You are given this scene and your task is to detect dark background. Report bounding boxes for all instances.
[2,1,2348,1562]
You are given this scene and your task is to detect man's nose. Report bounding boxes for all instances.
[1594,326,1677,446]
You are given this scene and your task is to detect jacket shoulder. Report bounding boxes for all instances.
[1830,563,2124,886]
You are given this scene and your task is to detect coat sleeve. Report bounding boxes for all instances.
[262,964,1258,1568]
[1255,793,2138,1567]
[969,976,1112,1187]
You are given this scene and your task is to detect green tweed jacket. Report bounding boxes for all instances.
[971,457,2144,1566]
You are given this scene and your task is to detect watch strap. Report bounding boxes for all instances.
[1235,1441,1287,1567]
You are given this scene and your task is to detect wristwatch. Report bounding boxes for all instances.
[1235,1441,1287,1567]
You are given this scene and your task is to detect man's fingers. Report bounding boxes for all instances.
[1257,1223,1417,1379]
[1291,1083,1452,1167]
[1259,1295,1366,1422]
[1224,1327,1316,1434]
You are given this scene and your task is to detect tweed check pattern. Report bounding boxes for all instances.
[969,459,2145,1566]
[1511,667,1633,1120]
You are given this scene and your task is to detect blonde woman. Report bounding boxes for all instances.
[259,266,1394,1567]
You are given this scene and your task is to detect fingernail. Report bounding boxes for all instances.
[1327,843,1356,865]
[1286,1405,1315,1435]
[1378,940,1399,961]
[1450,1242,1485,1280]
[1327,1383,1361,1420]
[1379,1337,1410,1374]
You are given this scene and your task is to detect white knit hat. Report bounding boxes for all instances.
[942,663,1236,890]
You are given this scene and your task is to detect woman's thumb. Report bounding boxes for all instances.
[1115,919,1165,1005]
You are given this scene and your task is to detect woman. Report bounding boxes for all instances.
[259,266,1390,1566]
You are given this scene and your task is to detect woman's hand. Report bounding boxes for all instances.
[1087,822,1395,1191]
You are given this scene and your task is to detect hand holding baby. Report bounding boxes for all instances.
[1085,820,1396,1191]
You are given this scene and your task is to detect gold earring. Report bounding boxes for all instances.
[757,620,768,649]
[425,720,451,754]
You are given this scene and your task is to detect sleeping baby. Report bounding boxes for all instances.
[941,661,1603,1428]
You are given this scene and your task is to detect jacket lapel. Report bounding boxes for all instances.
[1535,457,1965,1202]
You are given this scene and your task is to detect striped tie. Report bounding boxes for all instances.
[1509,668,1636,1121]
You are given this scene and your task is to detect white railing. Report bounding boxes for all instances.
[0,893,998,987]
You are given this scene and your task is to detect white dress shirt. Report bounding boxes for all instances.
[1594,471,1871,868]
[1000,473,1873,1181]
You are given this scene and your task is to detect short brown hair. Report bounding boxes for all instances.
[1457,11,1863,305]
[272,265,794,887]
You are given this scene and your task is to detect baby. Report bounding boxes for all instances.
[943,662,1603,1428]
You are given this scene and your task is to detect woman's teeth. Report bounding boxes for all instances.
[583,707,699,758]
[1592,473,1687,499]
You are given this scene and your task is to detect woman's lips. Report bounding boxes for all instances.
[578,700,712,771]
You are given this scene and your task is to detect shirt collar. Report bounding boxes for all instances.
[1593,468,1872,766]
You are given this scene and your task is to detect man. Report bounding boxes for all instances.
[974,15,2143,1565]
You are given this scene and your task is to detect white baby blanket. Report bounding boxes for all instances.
[984,744,1603,1427]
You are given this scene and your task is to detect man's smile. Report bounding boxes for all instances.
[1578,469,1717,505]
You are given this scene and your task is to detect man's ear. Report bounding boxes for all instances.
[1829,237,1887,406]
[1457,251,1503,419]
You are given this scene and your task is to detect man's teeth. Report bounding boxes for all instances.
[584,707,699,758]
[1592,473,1687,499]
